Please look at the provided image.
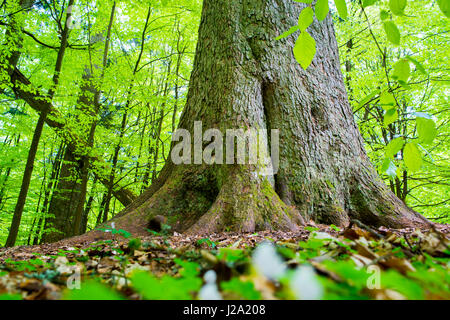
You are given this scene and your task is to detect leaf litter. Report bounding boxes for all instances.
[0,221,448,300]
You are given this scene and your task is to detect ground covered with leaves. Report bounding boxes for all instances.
[0,222,449,300]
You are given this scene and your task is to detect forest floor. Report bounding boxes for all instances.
[0,221,449,300]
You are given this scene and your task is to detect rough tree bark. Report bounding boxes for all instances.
[86,0,432,237]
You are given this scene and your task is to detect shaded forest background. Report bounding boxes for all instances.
[0,0,448,246]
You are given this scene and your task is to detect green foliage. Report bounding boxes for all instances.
[63,281,124,300]
[315,0,330,21]
[392,59,410,83]
[0,0,201,245]
[334,0,348,19]
[383,21,400,45]
[127,238,142,253]
[389,0,407,16]
[221,278,262,300]
[403,143,422,172]
[197,238,217,249]
[298,7,314,31]
[0,294,22,300]
[335,0,449,222]
[99,227,132,239]
[293,31,316,69]
[437,0,450,18]
[416,116,437,145]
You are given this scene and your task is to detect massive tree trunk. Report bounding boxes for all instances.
[97,0,430,236]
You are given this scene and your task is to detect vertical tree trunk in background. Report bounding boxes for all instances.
[102,0,429,237]
[102,110,128,224]
[34,142,64,245]
[0,135,19,211]
[42,147,81,243]
[44,68,97,242]
[73,2,116,236]
[81,176,97,234]
[151,59,172,183]
[5,0,74,247]
[44,3,117,241]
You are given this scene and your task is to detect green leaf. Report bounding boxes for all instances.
[384,108,398,127]
[276,25,300,40]
[381,271,424,300]
[405,56,427,75]
[392,59,410,83]
[437,0,450,18]
[383,21,400,45]
[293,32,316,69]
[404,143,422,172]
[334,0,348,19]
[358,89,380,108]
[298,7,314,31]
[380,9,390,20]
[130,270,201,300]
[64,281,124,300]
[362,0,378,8]
[380,91,396,110]
[174,259,200,278]
[294,0,314,3]
[416,117,437,145]
[0,294,22,300]
[386,137,405,158]
[221,278,262,300]
[315,0,330,21]
[382,158,397,179]
[389,0,407,16]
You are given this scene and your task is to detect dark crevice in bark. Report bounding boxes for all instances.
[262,81,290,206]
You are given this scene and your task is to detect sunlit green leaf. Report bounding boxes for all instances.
[392,59,410,83]
[276,25,300,40]
[382,158,397,178]
[386,137,405,158]
[334,0,348,19]
[298,7,314,31]
[416,117,437,145]
[384,108,398,127]
[389,0,407,16]
[358,90,380,108]
[383,21,400,45]
[380,91,396,110]
[437,0,450,18]
[315,0,330,21]
[404,143,422,172]
[64,281,124,300]
[362,0,378,8]
[293,32,316,69]
[380,9,390,20]
[405,56,427,75]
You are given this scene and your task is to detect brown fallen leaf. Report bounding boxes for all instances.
[380,256,416,274]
